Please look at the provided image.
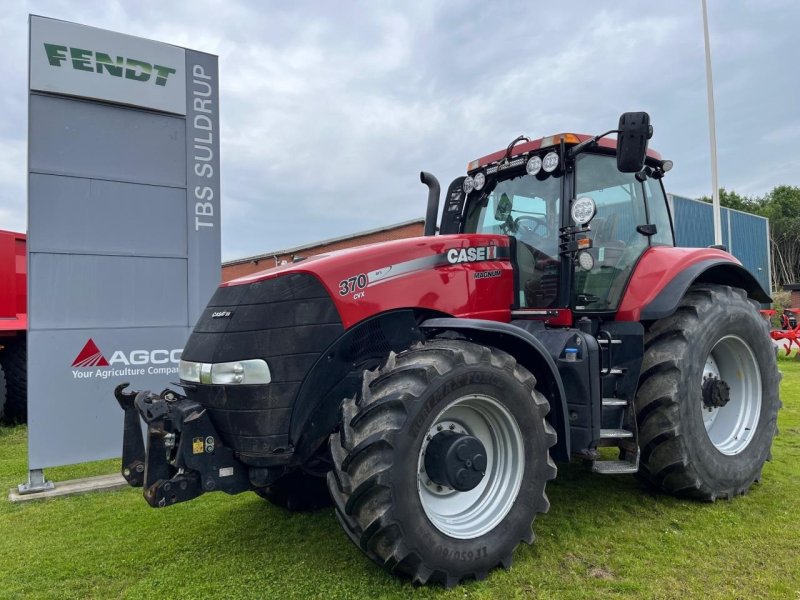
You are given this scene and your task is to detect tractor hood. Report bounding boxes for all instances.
[180,233,514,460]
[223,234,515,329]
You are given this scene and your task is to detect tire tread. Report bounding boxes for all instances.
[328,339,554,586]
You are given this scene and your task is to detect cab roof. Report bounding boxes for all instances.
[468,133,662,172]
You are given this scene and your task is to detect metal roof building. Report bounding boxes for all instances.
[670,194,771,294]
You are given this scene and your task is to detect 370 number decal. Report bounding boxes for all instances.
[338,273,367,296]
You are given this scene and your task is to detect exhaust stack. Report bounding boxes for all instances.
[420,171,440,236]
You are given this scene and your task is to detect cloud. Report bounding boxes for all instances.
[1,1,798,259]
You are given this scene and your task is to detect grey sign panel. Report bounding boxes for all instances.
[29,94,186,187]
[30,16,186,115]
[29,254,188,329]
[27,327,188,469]
[185,50,222,323]
[27,17,220,472]
[29,175,187,257]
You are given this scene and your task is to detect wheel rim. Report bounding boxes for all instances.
[417,394,524,539]
[701,335,762,455]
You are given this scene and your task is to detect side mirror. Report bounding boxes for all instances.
[617,112,652,173]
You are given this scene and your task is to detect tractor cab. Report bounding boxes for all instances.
[443,113,676,315]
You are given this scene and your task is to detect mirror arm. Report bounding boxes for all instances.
[568,129,619,159]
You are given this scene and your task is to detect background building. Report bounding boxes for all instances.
[223,197,772,296]
[669,194,771,294]
[223,219,424,282]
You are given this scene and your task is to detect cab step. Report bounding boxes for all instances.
[602,397,627,407]
[592,330,641,476]
[592,458,639,474]
[600,428,633,439]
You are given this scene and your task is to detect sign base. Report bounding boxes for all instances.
[10,472,125,502]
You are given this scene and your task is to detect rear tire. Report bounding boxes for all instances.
[636,284,780,500]
[0,338,26,422]
[327,339,556,586]
[254,469,332,512]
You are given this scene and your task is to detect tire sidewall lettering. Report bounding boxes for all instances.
[409,370,502,438]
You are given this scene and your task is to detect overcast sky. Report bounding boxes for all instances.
[1,1,798,261]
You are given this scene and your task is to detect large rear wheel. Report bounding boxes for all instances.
[328,339,556,586]
[636,284,781,500]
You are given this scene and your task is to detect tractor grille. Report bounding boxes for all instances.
[181,273,343,460]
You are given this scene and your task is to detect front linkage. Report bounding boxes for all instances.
[114,383,251,507]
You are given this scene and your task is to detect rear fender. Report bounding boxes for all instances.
[617,248,771,322]
[419,318,570,462]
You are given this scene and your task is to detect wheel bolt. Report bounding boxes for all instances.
[449,424,455,430]
[437,485,443,492]
[437,425,443,432]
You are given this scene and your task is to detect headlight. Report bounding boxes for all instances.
[179,360,202,383]
[463,176,475,194]
[571,196,597,225]
[179,359,271,385]
[578,250,595,271]
[473,171,485,190]
[526,156,542,176]
[542,151,559,173]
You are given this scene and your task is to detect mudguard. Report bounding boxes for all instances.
[419,317,570,461]
[617,247,771,322]
[289,310,426,461]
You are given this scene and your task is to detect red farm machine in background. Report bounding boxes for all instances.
[762,307,800,355]
[0,229,27,422]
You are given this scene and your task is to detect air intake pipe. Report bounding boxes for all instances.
[420,171,440,236]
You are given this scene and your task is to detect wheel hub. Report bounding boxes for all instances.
[424,431,487,492]
[416,395,525,539]
[700,335,762,455]
[702,375,731,409]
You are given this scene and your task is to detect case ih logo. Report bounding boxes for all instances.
[71,339,110,367]
[70,339,182,380]
[446,246,498,264]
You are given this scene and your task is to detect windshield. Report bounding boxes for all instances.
[463,173,561,259]
[464,172,562,308]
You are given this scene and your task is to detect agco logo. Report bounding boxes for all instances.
[71,338,182,380]
[44,43,178,87]
[446,246,498,264]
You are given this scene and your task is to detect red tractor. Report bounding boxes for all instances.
[117,113,780,587]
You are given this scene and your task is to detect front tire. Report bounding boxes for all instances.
[327,340,556,586]
[636,284,781,500]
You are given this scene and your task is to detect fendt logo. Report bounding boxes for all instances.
[70,338,182,381]
[43,43,178,87]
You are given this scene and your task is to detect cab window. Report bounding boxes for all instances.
[463,172,561,308]
[573,154,649,311]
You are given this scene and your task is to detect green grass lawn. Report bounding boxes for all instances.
[2,358,799,599]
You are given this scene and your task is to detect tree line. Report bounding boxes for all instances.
[699,186,800,291]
